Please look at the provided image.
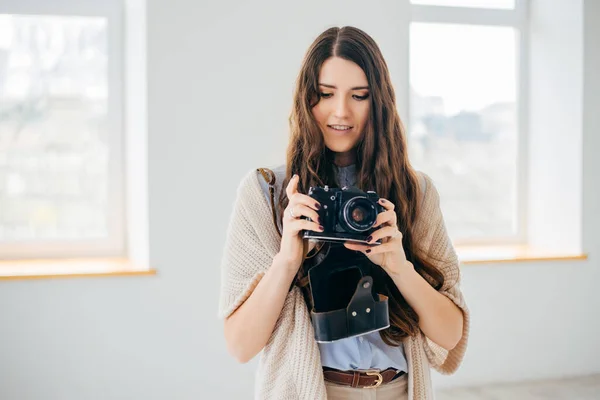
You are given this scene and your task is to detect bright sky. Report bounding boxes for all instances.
[410,22,517,115]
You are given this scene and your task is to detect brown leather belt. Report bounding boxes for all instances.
[323,367,405,389]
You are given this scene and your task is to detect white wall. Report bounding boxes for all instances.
[527,0,583,254]
[0,1,598,399]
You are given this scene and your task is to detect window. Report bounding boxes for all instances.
[0,1,124,259]
[408,0,527,244]
[411,0,515,9]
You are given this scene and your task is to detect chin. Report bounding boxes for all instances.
[324,140,358,154]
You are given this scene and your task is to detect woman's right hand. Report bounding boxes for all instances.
[277,174,324,271]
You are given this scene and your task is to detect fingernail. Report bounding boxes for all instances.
[366,249,371,254]
[293,174,298,179]
[366,236,373,242]
[319,225,324,231]
[315,203,321,210]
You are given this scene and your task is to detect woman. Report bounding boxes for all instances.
[219,26,469,400]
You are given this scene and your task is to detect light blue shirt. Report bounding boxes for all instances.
[318,331,407,371]
[258,163,407,372]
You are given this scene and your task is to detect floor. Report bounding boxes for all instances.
[435,374,600,400]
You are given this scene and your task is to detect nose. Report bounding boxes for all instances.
[333,95,350,119]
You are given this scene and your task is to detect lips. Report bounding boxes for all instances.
[327,124,353,132]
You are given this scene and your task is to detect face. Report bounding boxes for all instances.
[311,57,371,155]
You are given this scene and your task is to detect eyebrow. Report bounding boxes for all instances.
[319,83,370,90]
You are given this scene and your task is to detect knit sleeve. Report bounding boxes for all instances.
[414,172,470,375]
[217,169,279,320]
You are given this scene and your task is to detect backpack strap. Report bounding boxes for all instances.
[257,168,282,237]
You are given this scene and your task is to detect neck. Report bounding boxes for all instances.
[333,150,356,167]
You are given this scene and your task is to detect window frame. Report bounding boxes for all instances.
[408,0,529,246]
[0,0,126,259]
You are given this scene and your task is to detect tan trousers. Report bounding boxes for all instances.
[324,374,408,400]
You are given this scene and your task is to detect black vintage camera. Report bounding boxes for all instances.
[303,186,385,244]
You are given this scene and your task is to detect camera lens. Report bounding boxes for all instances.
[340,196,377,232]
[351,207,367,224]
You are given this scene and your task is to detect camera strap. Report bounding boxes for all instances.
[257,168,281,237]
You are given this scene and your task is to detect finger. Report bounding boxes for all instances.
[286,204,320,224]
[345,241,394,255]
[297,204,321,223]
[343,239,381,251]
[374,209,397,229]
[378,198,395,212]
[290,218,323,234]
[343,242,372,252]
[367,226,402,244]
[363,242,395,255]
[285,174,299,198]
[290,192,321,211]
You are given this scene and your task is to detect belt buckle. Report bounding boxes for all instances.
[364,369,383,389]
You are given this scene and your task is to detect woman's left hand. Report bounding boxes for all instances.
[343,198,413,277]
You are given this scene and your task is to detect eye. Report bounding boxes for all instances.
[319,92,333,98]
[353,94,370,101]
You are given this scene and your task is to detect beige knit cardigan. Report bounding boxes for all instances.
[218,168,469,399]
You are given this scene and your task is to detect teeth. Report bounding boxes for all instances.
[330,125,352,130]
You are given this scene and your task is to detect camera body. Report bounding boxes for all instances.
[303,185,385,244]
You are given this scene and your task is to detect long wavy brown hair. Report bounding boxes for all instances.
[277,26,444,346]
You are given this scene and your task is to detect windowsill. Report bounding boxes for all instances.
[0,245,586,280]
[456,245,588,265]
[0,258,157,280]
